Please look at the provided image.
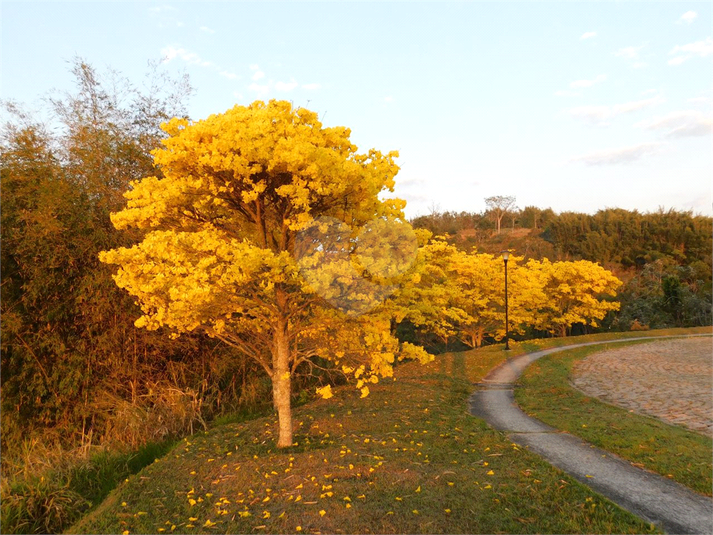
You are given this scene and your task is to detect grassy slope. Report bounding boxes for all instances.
[68,329,709,535]
[515,336,713,496]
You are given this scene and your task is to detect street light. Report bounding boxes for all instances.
[501,250,511,350]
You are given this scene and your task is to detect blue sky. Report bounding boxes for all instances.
[3,1,711,218]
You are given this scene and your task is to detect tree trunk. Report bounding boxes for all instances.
[272,316,293,448]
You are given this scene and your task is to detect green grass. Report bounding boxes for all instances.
[65,331,713,534]
[515,336,713,497]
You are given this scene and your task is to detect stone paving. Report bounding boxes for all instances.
[571,337,713,437]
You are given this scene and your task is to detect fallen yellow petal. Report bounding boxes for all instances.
[316,385,333,399]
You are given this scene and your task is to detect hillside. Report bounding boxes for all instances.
[67,330,709,535]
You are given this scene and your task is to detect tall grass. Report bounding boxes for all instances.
[1,439,176,534]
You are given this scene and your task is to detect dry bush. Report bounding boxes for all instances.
[96,382,207,449]
[629,319,650,331]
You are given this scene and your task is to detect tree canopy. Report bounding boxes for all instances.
[100,100,431,447]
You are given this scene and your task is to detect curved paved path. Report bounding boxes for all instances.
[468,335,713,535]
[572,338,713,436]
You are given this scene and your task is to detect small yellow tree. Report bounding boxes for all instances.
[100,100,430,447]
[391,238,460,345]
[443,250,503,348]
[528,258,622,336]
[433,250,544,348]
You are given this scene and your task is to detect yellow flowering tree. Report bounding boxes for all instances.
[100,100,430,447]
[391,238,460,346]
[396,240,621,347]
[405,246,544,348]
[527,258,622,336]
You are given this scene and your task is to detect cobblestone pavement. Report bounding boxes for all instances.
[572,337,713,437]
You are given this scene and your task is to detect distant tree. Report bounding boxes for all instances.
[520,206,555,230]
[528,259,622,337]
[484,195,516,234]
[441,250,545,348]
[508,206,520,231]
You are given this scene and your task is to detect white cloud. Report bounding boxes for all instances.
[614,96,666,114]
[248,82,270,96]
[384,96,394,102]
[668,37,713,65]
[570,142,663,166]
[161,45,212,67]
[399,193,432,205]
[275,80,298,92]
[199,25,216,34]
[220,71,238,80]
[232,91,243,99]
[632,62,648,69]
[688,95,711,105]
[614,44,645,60]
[302,83,321,90]
[568,95,665,125]
[149,4,174,13]
[568,105,611,124]
[635,110,712,138]
[580,31,596,40]
[678,11,697,24]
[394,178,424,188]
[569,74,607,89]
[252,70,265,81]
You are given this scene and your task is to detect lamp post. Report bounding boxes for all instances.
[501,250,510,350]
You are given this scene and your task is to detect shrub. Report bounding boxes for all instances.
[629,319,650,331]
